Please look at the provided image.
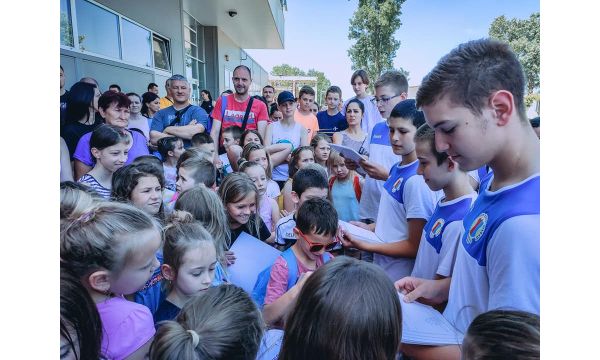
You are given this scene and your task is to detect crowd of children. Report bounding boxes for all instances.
[60,38,540,360]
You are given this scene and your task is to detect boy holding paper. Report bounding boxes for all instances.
[263,198,338,327]
[396,39,540,359]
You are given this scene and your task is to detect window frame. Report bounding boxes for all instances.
[60,0,172,73]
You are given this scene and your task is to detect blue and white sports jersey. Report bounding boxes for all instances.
[443,174,540,335]
[359,121,400,221]
[411,193,475,280]
[374,160,440,281]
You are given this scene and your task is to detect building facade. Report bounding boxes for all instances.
[60,0,285,104]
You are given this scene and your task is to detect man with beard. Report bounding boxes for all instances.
[210,65,269,151]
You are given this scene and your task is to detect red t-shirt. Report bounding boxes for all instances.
[211,94,268,131]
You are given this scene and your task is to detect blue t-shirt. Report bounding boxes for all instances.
[150,105,209,147]
[153,300,181,326]
[316,110,347,137]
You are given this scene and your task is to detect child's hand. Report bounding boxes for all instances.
[340,231,362,250]
[344,157,359,171]
[225,250,237,265]
[394,277,450,305]
[296,271,314,289]
[359,159,389,181]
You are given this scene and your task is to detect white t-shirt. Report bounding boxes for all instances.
[373,160,440,281]
[266,179,280,199]
[443,175,540,335]
[219,153,232,175]
[274,213,296,247]
[270,121,303,181]
[411,193,476,280]
[359,121,399,221]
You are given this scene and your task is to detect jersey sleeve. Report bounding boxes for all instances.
[211,95,224,121]
[403,176,437,220]
[436,220,463,277]
[264,256,289,305]
[486,215,540,314]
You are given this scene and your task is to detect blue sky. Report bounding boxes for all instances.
[246,0,539,101]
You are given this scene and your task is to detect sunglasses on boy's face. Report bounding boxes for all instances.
[295,228,339,252]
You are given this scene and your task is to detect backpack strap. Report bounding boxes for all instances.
[353,175,362,201]
[220,94,228,121]
[240,96,255,132]
[168,104,193,127]
[328,176,336,191]
[281,248,298,291]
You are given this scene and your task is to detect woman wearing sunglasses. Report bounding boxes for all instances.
[263,198,340,328]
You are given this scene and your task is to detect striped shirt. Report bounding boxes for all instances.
[78,174,112,199]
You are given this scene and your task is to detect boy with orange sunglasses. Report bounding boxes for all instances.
[262,198,339,328]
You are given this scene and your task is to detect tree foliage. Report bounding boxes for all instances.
[271,64,331,104]
[489,12,540,106]
[348,0,406,91]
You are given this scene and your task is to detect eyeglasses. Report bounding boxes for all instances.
[295,228,339,252]
[371,94,402,104]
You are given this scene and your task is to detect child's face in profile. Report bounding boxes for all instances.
[176,166,197,193]
[299,94,315,112]
[416,141,451,192]
[222,133,239,150]
[173,242,217,296]
[296,228,336,260]
[109,229,161,295]
[387,116,417,156]
[170,140,185,160]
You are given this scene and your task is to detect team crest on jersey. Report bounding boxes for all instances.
[429,218,445,238]
[392,178,404,192]
[467,213,488,244]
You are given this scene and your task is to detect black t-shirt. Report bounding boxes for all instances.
[60,116,103,159]
[229,214,271,245]
[200,101,214,116]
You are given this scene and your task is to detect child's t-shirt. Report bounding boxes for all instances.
[316,110,348,137]
[294,111,319,140]
[330,175,361,222]
[258,192,275,231]
[411,193,476,280]
[219,153,233,175]
[442,174,540,335]
[359,121,399,221]
[264,249,330,306]
[97,296,155,360]
[78,173,111,199]
[163,165,177,192]
[374,160,441,281]
[153,299,181,325]
[270,121,304,182]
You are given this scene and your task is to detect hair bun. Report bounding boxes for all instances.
[168,210,195,224]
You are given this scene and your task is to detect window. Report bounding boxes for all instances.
[75,0,120,58]
[61,0,171,72]
[153,35,171,71]
[60,0,73,47]
[183,11,206,104]
[122,19,152,67]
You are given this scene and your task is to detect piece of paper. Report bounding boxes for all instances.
[227,232,281,294]
[256,329,283,360]
[339,220,385,244]
[330,143,367,164]
[398,292,464,345]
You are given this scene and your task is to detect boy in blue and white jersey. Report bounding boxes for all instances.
[395,39,540,359]
[341,100,441,281]
[407,124,476,281]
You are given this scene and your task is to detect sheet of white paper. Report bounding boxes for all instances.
[227,232,281,294]
[330,143,366,164]
[339,220,385,243]
[398,292,464,345]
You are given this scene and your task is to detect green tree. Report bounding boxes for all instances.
[271,64,332,104]
[489,12,540,107]
[348,0,406,91]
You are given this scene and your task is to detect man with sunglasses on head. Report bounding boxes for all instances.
[150,74,208,149]
[263,197,339,328]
